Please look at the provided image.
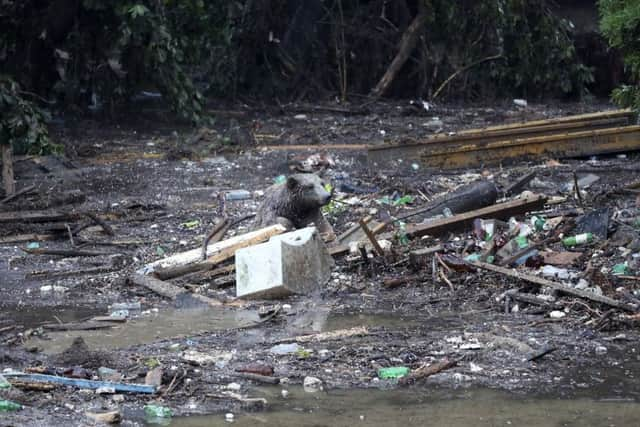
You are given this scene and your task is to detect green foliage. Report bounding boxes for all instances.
[428,0,592,98]
[599,0,640,109]
[0,77,56,154]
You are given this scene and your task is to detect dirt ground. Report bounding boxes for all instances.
[1,99,640,426]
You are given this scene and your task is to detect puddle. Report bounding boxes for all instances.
[0,305,103,329]
[29,308,260,354]
[165,387,640,427]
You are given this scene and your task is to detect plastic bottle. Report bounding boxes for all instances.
[562,233,594,247]
[378,367,410,379]
[0,400,22,412]
[144,405,173,418]
[531,216,547,231]
[225,190,252,201]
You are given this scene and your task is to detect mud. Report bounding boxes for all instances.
[1,100,640,425]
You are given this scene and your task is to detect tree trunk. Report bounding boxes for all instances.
[370,9,427,98]
[2,144,15,197]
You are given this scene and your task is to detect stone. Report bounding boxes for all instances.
[235,227,334,299]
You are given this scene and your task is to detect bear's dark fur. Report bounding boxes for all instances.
[253,173,334,236]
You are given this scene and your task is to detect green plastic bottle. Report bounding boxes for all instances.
[0,400,22,412]
[144,405,173,418]
[378,367,410,379]
[562,233,594,247]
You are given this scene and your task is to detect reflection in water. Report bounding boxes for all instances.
[28,308,260,354]
[168,387,640,427]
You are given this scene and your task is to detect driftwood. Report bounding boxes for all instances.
[504,171,537,196]
[273,326,369,344]
[235,372,280,385]
[383,275,420,289]
[129,273,245,307]
[0,233,60,244]
[398,359,457,385]
[0,210,78,223]
[474,262,637,312]
[21,247,112,257]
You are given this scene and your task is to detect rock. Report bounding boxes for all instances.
[145,367,163,387]
[235,227,334,299]
[303,376,323,392]
[85,410,121,424]
[98,367,122,382]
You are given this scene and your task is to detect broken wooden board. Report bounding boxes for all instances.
[137,224,287,275]
[368,110,638,168]
[541,251,583,266]
[406,195,547,238]
[473,262,637,312]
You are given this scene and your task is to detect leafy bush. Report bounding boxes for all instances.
[599,0,640,109]
[0,77,56,155]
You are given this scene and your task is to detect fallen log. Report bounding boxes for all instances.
[474,262,637,312]
[0,184,36,204]
[397,180,498,222]
[398,359,457,385]
[406,195,547,238]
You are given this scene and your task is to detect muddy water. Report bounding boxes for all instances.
[166,387,640,427]
[26,306,464,354]
[28,308,261,354]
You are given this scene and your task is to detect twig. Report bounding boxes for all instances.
[432,55,504,99]
[65,224,76,247]
[21,247,112,257]
[438,269,455,292]
[85,212,115,236]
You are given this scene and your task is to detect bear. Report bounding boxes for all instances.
[253,173,335,239]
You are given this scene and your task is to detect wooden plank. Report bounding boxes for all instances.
[406,195,547,238]
[137,225,287,275]
[473,262,637,312]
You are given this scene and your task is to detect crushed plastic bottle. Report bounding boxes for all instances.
[144,405,173,418]
[378,367,410,379]
[225,190,252,201]
[0,400,22,412]
[0,375,11,389]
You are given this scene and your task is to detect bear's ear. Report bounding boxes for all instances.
[286,176,299,190]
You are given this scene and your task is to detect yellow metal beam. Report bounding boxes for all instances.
[418,125,640,169]
[368,109,637,165]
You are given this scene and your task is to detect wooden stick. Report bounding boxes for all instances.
[473,262,637,312]
[21,247,112,257]
[359,218,384,256]
[399,359,457,385]
[273,326,369,344]
[432,55,504,100]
